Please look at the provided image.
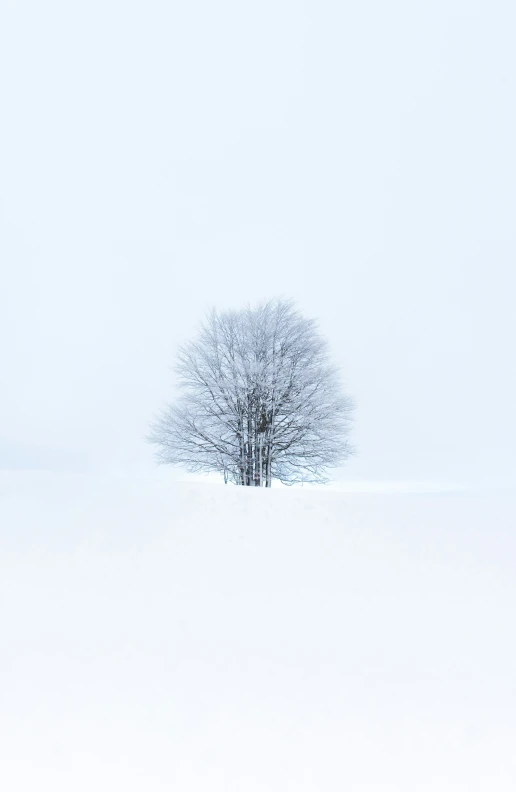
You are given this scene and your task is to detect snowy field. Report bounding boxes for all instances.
[1,471,516,791]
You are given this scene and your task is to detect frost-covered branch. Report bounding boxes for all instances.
[148,299,354,485]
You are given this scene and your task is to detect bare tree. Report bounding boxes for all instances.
[149,299,354,486]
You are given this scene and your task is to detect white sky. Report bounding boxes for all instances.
[1,0,515,486]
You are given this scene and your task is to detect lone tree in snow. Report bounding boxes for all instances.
[149,299,354,486]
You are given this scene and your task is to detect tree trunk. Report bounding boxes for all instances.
[237,418,246,486]
[265,441,272,487]
[247,409,254,486]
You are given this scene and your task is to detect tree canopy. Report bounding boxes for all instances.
[149,299,354,486]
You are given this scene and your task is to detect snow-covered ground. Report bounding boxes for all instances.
[1,471,515,791]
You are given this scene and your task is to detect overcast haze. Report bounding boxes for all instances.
[1,1,515,486]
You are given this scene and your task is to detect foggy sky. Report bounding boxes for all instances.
[1,0,515,486]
